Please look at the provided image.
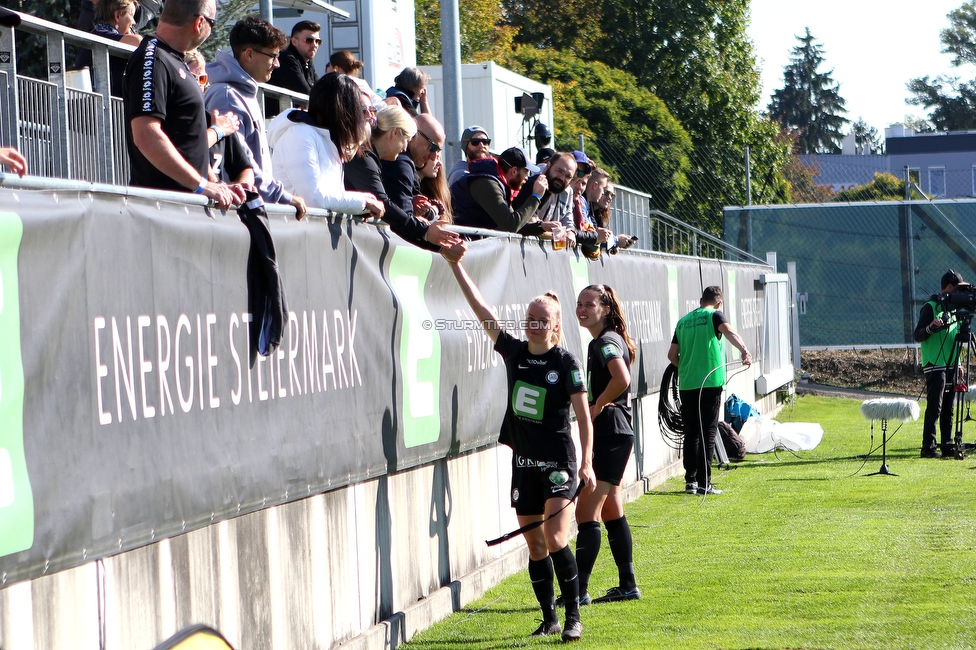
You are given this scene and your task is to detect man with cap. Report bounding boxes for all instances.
[450,146,548,232]
[914,269,967,459]
[447,125,492,187]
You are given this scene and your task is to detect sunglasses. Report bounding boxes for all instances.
[417,130,441,153]
[304,37,323,45]
[576,168,590,178]
[251,48,279,61]
[199,14,216,28]
[602,190,615,199]
[193,72,208,86]
[469,137,491,146]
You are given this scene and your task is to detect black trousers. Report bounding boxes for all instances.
[922,367,956,453]
[679,387,723,485]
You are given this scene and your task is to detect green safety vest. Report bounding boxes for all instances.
[675,306,726,390]
[920,300,959,368]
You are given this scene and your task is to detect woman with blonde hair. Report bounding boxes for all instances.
[450,261,595,642]
[344,104,460,251]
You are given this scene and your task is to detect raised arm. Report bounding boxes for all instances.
[718,323,753,365]
[450,262,501,343]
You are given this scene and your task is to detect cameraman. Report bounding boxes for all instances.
[913,269,965,459]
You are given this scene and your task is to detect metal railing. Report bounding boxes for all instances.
[611,185,763,263]
[0,9,307,185]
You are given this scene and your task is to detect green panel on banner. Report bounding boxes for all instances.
[389,246,441,448]
[727,270,737,331]
[0,211,33,558]
[569,256,591,361]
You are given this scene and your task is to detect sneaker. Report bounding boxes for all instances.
[561,616,582,642]
[530,619,561,637]
[555,592,590,607]
[697,484,723,495]
[592,586,642,603]
[685,481,698,494]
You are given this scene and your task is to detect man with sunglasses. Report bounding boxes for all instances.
[382,114,446,221]
[268,20,321,103]
[205,17,306,218]
[447,125,492,187]
[124,0,244,208]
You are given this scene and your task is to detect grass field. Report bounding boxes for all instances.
[405,395,976,649]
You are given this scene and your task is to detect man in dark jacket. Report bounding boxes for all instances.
[451,146,547,232]
[267,20,320,109]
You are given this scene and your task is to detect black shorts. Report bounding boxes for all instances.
[592,434,634,486]
[510,455,578,516]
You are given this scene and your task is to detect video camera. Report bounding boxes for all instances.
[939,283,976,314]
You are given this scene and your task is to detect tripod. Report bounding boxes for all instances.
[947,311,975,459]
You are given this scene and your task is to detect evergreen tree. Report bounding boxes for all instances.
[768,28,849,154]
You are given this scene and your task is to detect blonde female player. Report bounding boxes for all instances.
[450,261,595,642]
[573,284,640,604]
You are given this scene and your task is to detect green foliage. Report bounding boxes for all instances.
[907,1,976,130]
[498,45,693,212]
[769,28,849,154]
[501,0,602,59]
[833,172,905,202]
[415,0,515,65]
[407,395,976,649]
[198,0,255,63]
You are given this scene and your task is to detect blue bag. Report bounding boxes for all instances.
[724,393,759,433]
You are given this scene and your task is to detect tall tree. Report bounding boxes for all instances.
[768,28,849,154]
[906,1,976,130]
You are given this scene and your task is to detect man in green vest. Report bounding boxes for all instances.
[667,286,752,495]
[913,269,965,459]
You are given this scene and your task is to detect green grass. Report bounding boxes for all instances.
[405,396,976,649]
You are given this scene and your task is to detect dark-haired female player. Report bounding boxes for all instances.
[573,284,640,603]
[450,261,595,642]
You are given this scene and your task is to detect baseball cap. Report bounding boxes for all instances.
[460,125,489,146]
[536,147,556,165]
[498,146,541,174]
[571,150,592,174]
[943,269,964,287]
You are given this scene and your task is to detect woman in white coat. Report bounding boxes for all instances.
[268,73,384,216]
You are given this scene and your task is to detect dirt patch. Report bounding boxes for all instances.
[800,348,924,397]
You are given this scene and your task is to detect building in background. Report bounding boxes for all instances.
[801,125,976,198]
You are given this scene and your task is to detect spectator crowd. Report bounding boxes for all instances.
[0,0,635,261]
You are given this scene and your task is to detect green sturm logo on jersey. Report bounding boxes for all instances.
[600,343,619,361]
[389,247,441,448]
[0,210,33,559]
[512,381,546,421]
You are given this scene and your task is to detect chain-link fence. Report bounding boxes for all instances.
[724,199,976,347]
[592,140,753,237]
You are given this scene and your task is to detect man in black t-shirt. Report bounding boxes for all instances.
[124,0,244,208]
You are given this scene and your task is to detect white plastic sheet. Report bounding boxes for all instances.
[739,415,824,453]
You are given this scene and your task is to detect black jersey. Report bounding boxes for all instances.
[587,329,633,435]
[124,37,210,191]
[494,330,586,463]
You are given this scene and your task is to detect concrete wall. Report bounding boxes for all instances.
[1,387,716,650]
